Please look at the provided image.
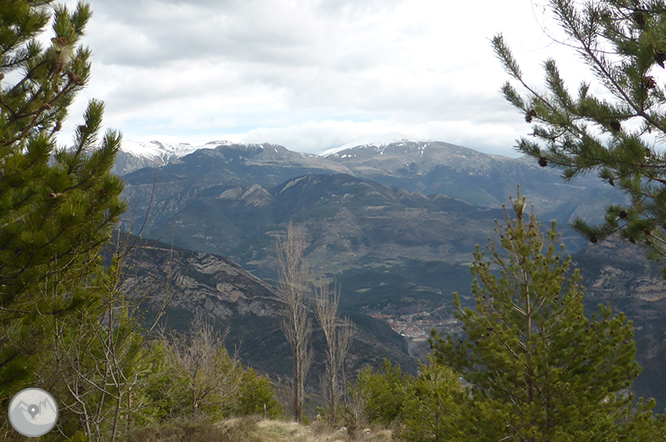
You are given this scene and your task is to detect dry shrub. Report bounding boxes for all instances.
[128,415,260,442]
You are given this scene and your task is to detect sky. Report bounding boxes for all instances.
[55,0,592,157]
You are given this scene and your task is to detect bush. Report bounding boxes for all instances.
[400,358,467,442]
[349,358,471,441]
[234,368,283,418]
[143,320,283,421]
[350,360,410,426]
[129,415,261,442]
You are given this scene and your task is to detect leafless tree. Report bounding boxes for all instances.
[275,223,313,422]
[314,281,353,422]
[52,259,150,442]
[164,313,243,415]
[51,230,177,442]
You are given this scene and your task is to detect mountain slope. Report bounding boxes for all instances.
[121,172,507,314]
[116,139,626,316]
[117,139,624,226]
[113,234,416,382]
[323,139,621,218]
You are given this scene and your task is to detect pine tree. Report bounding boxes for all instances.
[0,0,125,402]
[493,0,666,262]
[352,359,410,426]
[400,356,467,442]
[430,192,658,441]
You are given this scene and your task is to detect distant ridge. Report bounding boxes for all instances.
[112,137,507,176]
[320,133,417,157]
[115,135,434,169]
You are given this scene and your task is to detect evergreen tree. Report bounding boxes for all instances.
[493,0,666,262]
[400,356,467,442]
[352,359,410,426]
[430,192,660,441]
[0,0,124,404]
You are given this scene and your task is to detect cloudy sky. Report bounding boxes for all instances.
[56,0,589,157]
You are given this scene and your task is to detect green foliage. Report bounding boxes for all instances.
[400,357,468,442]
[493,0,666,261]
[51,260,153,441]
[235,368,283,418]
[351,359,410,425]
[430,198,661,440]
[0,0,125,400]
[141,340,192,420]
[146,318,282,422]
[349,357,472,440]
[617,398,666,441]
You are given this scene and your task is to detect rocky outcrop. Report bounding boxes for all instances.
[118,239,281,322]
[111,234,416,383]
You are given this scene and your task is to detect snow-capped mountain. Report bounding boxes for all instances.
[114,136,450,176]
[114,135,432,176]
[112,140,202,175]
[320,133,417,157]
[112,139,304,175]
[119,139,287,160]
[113,140,232,175]
[119,140,205,160]
[322,138,502,161]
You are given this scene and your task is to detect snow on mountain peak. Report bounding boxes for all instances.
[320,135,422,157]
[118,139,257,160]
[203,140,259,147]
[119,140,201,160]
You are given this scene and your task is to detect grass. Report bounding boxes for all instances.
[252,418,396,442]
[129,416,397,442]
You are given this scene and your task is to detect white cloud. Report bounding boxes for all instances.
[55,0,599,156]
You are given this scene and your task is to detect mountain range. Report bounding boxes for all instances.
[115,138,618,217]
[116,139,623,309]
[109,138,666,405]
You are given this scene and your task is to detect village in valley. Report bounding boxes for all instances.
[370,311,461,340]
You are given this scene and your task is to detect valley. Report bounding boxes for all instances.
[111,138,666,406]
[370,312,459,341]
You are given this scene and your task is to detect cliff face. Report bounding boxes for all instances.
[112,234,416,384]
[120,239,281,320]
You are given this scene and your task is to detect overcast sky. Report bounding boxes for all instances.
[56,0,591,157]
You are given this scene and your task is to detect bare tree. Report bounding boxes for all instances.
[314,281,353,423]
[275,223,313,422]
[52,258,150,442]
[164,314,242,415]
[51,231,179,442]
